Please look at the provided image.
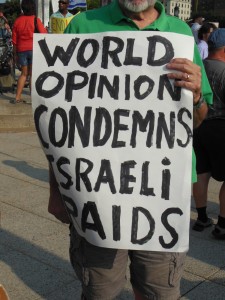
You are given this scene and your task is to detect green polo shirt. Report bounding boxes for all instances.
[65,0,213,182]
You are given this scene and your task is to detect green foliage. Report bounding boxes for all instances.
[68,0,100,14]
[1,0,21,26]
[87,0,100,9]
[70,0,100,14]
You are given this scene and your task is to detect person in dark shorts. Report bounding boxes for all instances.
[193,28,225,239]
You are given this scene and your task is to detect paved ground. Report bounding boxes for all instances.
[0,91,225,299]
[0,78,34,132]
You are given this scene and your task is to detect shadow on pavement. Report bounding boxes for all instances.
[0,228,77,299]
[3,160,48,182]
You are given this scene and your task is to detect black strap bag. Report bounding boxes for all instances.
[34,17,39,33]
[0,61,11,76]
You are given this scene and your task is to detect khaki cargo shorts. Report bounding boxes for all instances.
[69,225,186,300]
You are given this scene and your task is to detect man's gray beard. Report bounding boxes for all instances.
[118,0,156,13]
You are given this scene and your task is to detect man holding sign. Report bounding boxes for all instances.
[40,0,213,299]
[49,0,73,33]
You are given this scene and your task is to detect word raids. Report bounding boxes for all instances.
[35,35,181,102]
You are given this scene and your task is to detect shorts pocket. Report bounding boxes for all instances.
[169,252,186,287]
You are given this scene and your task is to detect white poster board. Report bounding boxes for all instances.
[32,32,194,252]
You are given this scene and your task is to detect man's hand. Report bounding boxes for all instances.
[166,58,208,127]
[166,58,202,103]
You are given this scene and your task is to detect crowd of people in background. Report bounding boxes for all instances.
[0,3,222,101]
[190,15,225,240]
[0,0,75,103]
[193,28,225,238]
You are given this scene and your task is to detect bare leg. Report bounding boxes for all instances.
[212,182,225,239]
[16,65,28,101]
[28,64,32,94]
[192,172,213,231]
[193,172,211,208]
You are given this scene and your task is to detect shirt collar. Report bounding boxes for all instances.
[110,0,170,31]
[56,10,71,17]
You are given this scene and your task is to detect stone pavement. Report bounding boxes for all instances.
[0,92,225,299]
[0,85,34,132]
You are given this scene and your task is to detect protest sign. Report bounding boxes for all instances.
[32,31,194,252]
